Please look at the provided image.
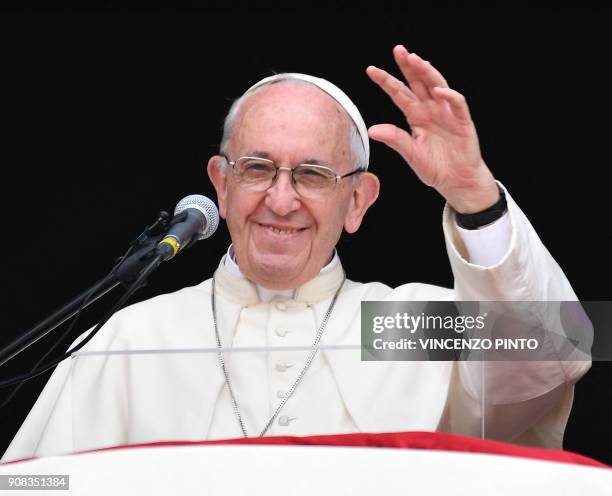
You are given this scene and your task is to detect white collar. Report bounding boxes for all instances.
[224,245,339,303]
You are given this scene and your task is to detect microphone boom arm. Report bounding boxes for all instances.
[0,211,172,368]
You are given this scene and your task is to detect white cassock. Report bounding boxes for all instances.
[2,186,591,462]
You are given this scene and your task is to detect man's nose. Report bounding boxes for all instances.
[264,168,301,216]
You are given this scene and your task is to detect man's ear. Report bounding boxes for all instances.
[207,155,228,219]
[344,172,380,234]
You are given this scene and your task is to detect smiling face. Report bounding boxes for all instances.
[208,82,379,290]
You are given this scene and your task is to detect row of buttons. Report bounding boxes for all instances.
[275,358,295,427]
[271,308,298,427]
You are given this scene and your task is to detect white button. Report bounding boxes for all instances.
[276,389,287,399]
[278,415,297,426]
[275,302,288,311]
[275,360,293,372]
[275,328,288,337]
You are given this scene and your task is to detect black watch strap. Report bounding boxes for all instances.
[455,185,507,230]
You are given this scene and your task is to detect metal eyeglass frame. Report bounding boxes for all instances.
[220,154,367,196]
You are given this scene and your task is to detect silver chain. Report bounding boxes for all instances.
[211,272,346,437]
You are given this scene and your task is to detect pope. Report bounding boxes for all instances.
[1,45,590,461]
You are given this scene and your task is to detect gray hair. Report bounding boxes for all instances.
[218,77,367,174]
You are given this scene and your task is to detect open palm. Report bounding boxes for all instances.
[367,45,498,214]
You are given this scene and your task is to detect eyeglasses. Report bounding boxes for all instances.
[222,155,366,200]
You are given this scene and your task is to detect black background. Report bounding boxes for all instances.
[1,7,610,464]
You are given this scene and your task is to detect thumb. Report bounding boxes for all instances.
[368,123,415,164]
[368,124,438,187]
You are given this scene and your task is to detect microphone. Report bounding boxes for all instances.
[157,194,219,261]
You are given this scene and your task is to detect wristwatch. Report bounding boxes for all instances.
[455,184,507,230]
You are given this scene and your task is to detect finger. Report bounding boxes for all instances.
[368,123,415,164]
[366,65,426,127]
[369,124,438,186]
[366,65,417,101]
[392,45,430,101]
[394,45,449,100]
[431,87,472,124]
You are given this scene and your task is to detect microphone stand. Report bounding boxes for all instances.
[0,274,120,368]
[0,211,172,369]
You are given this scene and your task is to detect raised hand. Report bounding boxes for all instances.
[366,45,499,214]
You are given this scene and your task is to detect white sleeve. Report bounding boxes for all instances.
[456,212,512,267]
[439,181,591,448]
[1,355,75,462]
